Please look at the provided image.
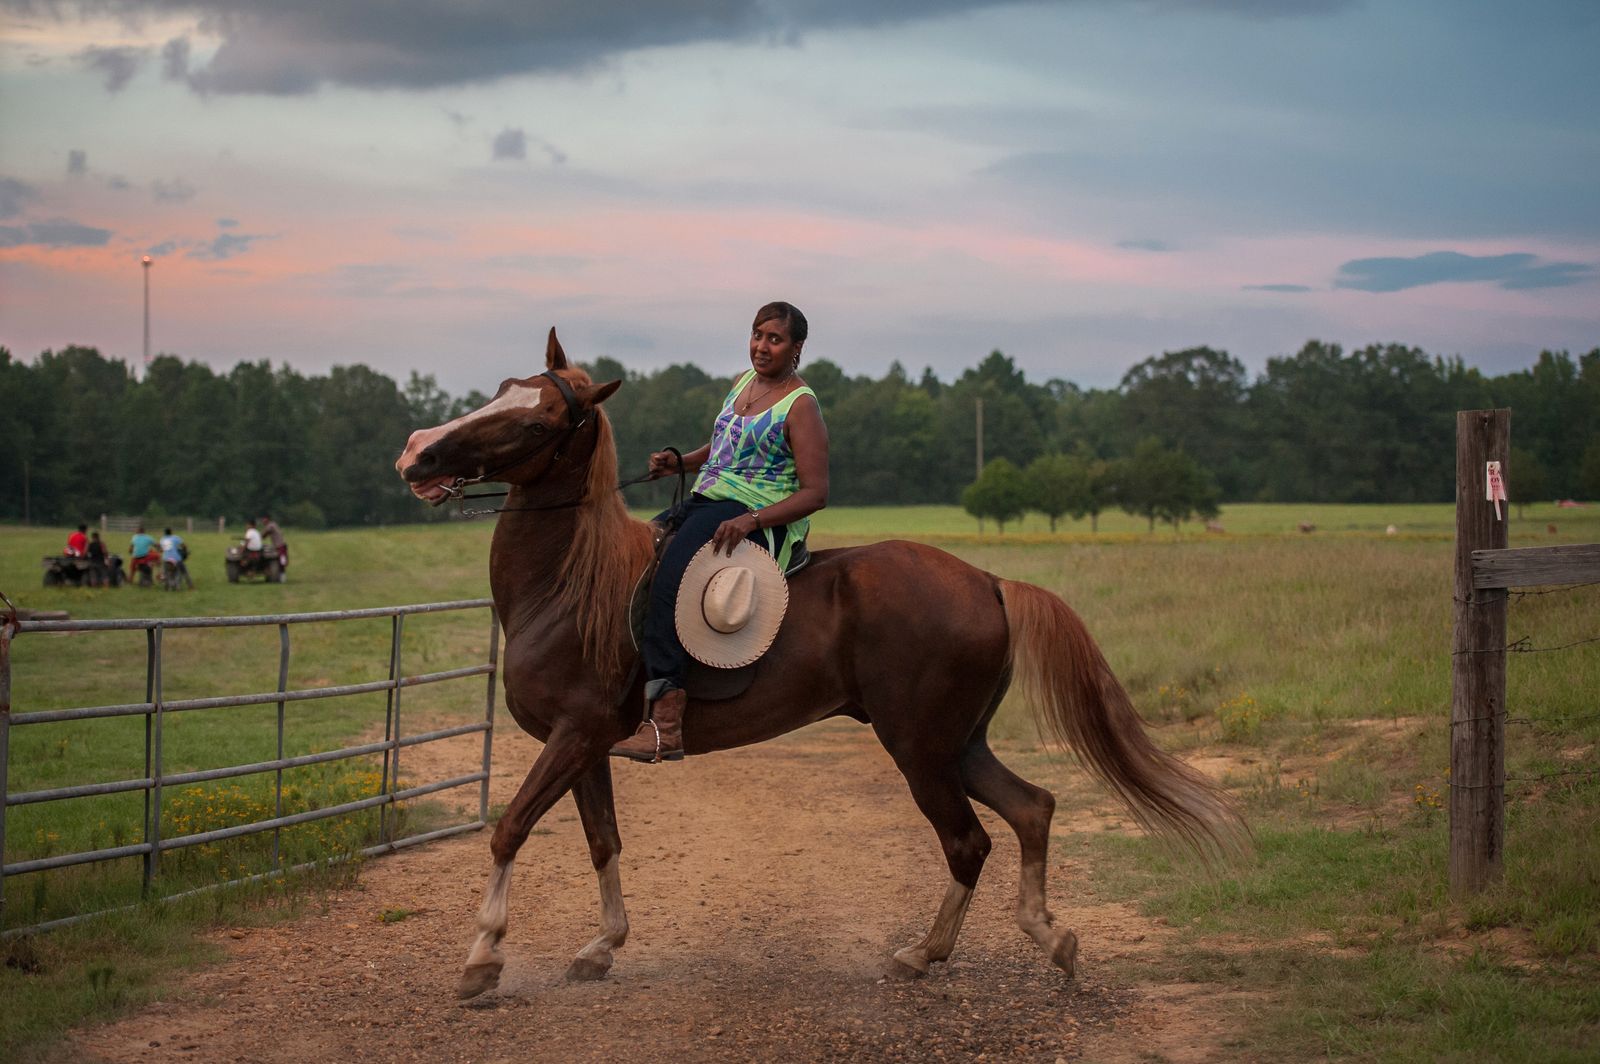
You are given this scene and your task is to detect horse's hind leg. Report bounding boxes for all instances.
[460,727,604,1000]
[880,755,993,978]
[563,758,629,982]
[960,740,1078,977]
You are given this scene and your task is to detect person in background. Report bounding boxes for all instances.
[243,519,263,554]
[160,526,194,590]
[259,512,288,581]
[65,523,89,557]
[129,524,160,583]
[86,530,109,586]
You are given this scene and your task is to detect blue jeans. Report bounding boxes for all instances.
[643,494,786,693]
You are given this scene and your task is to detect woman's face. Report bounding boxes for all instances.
[749,316,801,379]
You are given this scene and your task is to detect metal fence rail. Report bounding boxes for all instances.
[0,598,498,936]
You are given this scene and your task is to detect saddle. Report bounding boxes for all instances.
[628,524,809,702]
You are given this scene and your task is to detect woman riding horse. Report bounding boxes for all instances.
[395,330,1244,1001]
[612,300,829,764]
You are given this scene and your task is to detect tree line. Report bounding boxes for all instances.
[2,340,1596,528]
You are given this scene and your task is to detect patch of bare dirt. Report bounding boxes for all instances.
[61,720,1252,1064]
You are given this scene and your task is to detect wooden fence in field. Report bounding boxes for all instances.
[1450,409,1600,894]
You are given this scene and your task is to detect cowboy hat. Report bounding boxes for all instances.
[675,539,788,669]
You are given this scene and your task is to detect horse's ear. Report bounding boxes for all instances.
[581,379,622,406]
[545,327,568,370]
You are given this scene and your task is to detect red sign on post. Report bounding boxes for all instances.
[1485,460,1506,521]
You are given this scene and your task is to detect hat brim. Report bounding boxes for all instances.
[675,539,788,669]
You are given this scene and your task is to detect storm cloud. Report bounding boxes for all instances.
[0,218,113,247]
[78,45,145,92]
[18,0,1354,95]
[0,176,36,219]
[1334,251,1593,293]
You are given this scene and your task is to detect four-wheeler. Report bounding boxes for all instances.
[225,544,282,583]
[41,554,124,588]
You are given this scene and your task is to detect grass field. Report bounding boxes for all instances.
[3,501,1598,1059]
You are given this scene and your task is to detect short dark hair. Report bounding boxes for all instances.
[164,528,173,535]
[753,301,807,346]
[78,523,88,532]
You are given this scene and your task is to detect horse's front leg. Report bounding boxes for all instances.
[564,757,629,982]
[459,725,607,1000]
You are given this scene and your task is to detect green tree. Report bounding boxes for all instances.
[1024,453,1088,532]
[962,458,1030,533]
[1117,438,1220,532]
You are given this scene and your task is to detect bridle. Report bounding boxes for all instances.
[428,370,678,518]
[434,370,591,511]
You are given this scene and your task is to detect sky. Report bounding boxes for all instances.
[1,0,1597,395]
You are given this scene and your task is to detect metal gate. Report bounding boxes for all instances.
[1,599,498,935]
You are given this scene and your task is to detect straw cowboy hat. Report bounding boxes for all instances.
[675,539,789,669]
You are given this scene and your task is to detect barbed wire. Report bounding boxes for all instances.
[1452,633,1600,656]
[1510,579,1600,601]
[1451,710,1600,729]
[1447,767,1599,789]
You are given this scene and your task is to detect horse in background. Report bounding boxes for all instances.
[396,330,1246,1000]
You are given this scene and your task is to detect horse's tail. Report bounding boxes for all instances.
[999,579,1249,862]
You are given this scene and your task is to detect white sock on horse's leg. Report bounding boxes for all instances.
[1016,851,1077,975]
[893,877,975,974]
[567,854,629,980]
[459,859,514,997]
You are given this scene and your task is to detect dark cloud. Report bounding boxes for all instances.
[1117,238,1171,252]
[11,0,1354,96]
[490,128,566,164]
[152,178,197,202]
[78,45,145,92]
[161,35,190,81]
[1242,283,1312,293]
[217,217,238,228]
[67,149,88,176]
[1334,251,1593,293]
[0,176,36,219]
[0,218,113,248]
[189,231,267,260]
[147,240,178,255]
[491,128,526,162]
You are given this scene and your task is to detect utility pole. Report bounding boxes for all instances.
[141,255,153,375]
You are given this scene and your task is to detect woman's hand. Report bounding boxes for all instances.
[711,511,761,556]
[647,450,682,479]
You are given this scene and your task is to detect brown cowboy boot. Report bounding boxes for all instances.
[609,686,687,763]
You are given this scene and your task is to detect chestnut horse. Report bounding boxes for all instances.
[397,331,1244,1000]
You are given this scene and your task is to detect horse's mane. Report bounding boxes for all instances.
[551,406,654,688]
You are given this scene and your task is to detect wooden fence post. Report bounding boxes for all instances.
[1450,408,1509,895]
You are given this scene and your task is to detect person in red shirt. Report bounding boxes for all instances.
[65,524,89,557]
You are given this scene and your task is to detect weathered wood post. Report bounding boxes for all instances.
[1450,408,1509,895]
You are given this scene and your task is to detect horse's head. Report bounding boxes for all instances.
[396,328,621,504]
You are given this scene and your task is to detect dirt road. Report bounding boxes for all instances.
[65,720,1236,1063]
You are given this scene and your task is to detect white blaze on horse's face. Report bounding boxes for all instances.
[396,382,546,502]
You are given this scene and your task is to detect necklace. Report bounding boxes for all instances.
[738,372,793,414]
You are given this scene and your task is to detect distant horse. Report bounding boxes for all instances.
[396,331,1245,999]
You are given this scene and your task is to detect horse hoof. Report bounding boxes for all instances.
[888,948,929,980]
[457,961,503,999]
[1052,931,1079,978]
[564,956,611,982]
[886,959,927,981]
